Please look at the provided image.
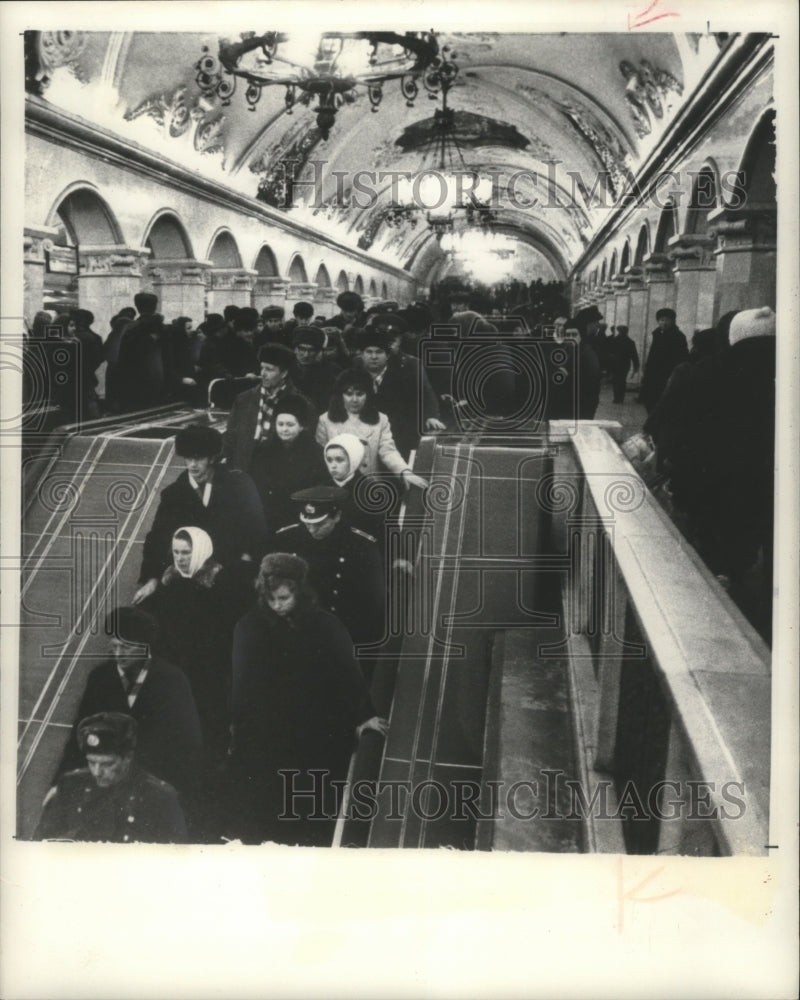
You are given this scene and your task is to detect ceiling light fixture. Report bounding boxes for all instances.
[196,30,454,140]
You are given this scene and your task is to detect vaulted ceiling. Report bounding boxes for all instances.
[29,29,727,283]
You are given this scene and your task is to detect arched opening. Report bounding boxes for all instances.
[254,245,279,277]
[381,281,388,298]
[609,250,618,277]
[368,278,378,297]
[50,186,122,246]
[43,187,123,312]
[336,270,349,293]
[634,224,649,265]
[207,230,242,268]
[737,110,776,207]
[144,213,194,259]
[315,264,332,288]
[288,255,309,284]
[686,167,718,236]
[354,275,364,295]
[600,260,607,284]
[654,202,677,253]
[620,240,631,273]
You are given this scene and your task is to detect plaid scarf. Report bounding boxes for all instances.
[254,381,288,441]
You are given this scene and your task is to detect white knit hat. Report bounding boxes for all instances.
[325,433,365,474]
[728,307,776,346]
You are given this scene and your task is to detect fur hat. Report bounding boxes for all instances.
[78,712,138,757]
[728,306,775,346]
[293,301,314,320]
[356,327,391,351]
[104,606,159,647]
[337,291,363,312]
[292,326,325,350]
[274,393,313,426]
[257,343,295,369]
[174,424,223,459]
[656,307,676,322]
[234,307,260,331]
[202,313,225,336]
[262,305,285,321]
[133,292,159,315]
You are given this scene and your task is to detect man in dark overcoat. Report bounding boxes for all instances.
[36,712,187,843]
[116,292,175,412]
[291,325,341,414]
[223,343,313,472]
[639,307,689,413]
[134,425,267,601]
[57,609,202,812]
[354,328,444,461]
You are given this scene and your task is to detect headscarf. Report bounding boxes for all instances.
[324,434,365,487]
[172,526,214,578]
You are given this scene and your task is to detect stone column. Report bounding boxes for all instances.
[146,260,210,323]
[709,207,776,316]
[642,254,675,369]
[601,283,617,330]
[77,245,152,340]
[667,234,716,335]
[612,276,630,330]
[23,227,59,326]
[312,287,338,318]
[253,276,290,314]
[625,269,650,386]
[206,268,258,314]
[286,281,318,316]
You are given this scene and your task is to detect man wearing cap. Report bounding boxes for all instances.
[291,325,342,413]
[329,291,365,342]
[117,292,174,412]
[355,327,444,461]
[224,343,314,472]
[36,712,188,843]
[639,307,689,413]
[58,609,202,814]
[271,485,387,651]
[135,424,266,603]
[282,301,315,345]
[257,305,287,348]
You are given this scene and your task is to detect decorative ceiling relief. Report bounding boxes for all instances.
[619,59,683,138]
[515,82,632,201]
[25,30,89,95]
[396,109,530,153]
[124,86,227,156]
[249,122,323,209]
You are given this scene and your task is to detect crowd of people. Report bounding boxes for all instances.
[30,282,776,843]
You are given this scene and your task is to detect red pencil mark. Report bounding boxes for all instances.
[628,0,680,29]
[616,858,681,933]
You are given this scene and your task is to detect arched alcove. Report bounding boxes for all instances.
[143,212,194,259]
[601,260,607,284]
[634,224,650,265]
[315,263,332,288]
[654,202,677,252]
[288,255,309,284]
[620,240,631,273]
[49,186,123,246]
[254,245,279,276]
[381,281,388,298]
[207,230,243,268]
[609,250,618,277]
[336,270,349,293]
[368,278,378,297]
[354,275,365,295]
[737,110,776,207]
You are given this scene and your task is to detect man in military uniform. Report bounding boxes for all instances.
[59,607,203,816]
[35,712,187,843]
[271,486,387,653]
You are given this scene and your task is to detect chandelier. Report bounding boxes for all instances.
[196,31,454,139]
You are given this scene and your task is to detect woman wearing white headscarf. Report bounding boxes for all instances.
[323,434,398,548]
[141,526,237,771]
